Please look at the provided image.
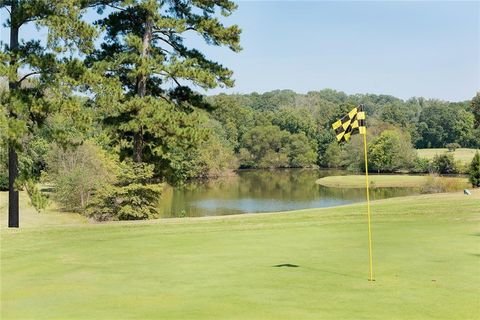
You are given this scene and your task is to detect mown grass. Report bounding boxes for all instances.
[316,174,470,190]
[0,191,88,228]
[1,190,479,319]
[316,174,428,188]
[417,148,478,164]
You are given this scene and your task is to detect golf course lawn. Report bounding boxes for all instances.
[1,190,480,319]
[316,174,469,189]
[417,148,478,164]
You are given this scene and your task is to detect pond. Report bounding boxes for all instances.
[159,169,421,218]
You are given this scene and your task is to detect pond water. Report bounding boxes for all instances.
[159,169,420,218]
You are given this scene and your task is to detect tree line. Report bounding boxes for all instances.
[206,90,479,172]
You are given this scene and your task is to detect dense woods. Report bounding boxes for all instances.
[206,90,479,172]
[1,1,479,221]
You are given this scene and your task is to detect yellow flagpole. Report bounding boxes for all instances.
[362,129,374,281]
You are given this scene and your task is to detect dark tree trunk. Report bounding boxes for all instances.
[8,0,19,228]
[133,16,153,163]
[8,147,19,228]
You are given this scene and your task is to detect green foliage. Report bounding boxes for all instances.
[0,142,7,190]
[194,126,236,179]
[86,162,163,221]
[471,92,480,129]
[416,102,475,148]
[412,157,431,173]
[88,0,241,185]
[431,153,458,174]
[446,142,461,152]
[239,125,316,169]
[24,179,49,213]
[469,151,480,187]
[322,142,342,168]
[368,129,416,172]
[45,141,118,211]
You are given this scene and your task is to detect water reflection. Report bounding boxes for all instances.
[159,169,419,218]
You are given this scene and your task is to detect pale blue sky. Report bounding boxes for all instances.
[197,1,479,101]
[1,1,479,101]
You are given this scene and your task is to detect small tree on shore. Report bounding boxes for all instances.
[446,143,461,152]
[469,151,480,187]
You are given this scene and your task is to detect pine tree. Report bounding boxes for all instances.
[0,0,106,227]
[88,0,241,182]
[469,151,480,188]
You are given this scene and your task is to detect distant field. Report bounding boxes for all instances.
[417,148,478,164]
[1,190,480,319]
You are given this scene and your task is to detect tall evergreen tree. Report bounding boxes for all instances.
[0,0,107,227]
[88,0,241,182]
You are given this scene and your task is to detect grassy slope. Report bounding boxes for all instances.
[1,190,479,319]
[0,191,88,228]
[417,148,478,164]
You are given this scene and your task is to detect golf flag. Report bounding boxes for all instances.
[331,105,366,143]
[331,104,374,281]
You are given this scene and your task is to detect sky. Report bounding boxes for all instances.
[1,1,479,101]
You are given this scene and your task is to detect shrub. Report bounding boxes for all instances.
[430,153,458,174]
[446,143,461,152]
[412,157,431,173]
[469,151,480,187]
[45,141,118,211]
[86,162,163,221]
[24,179,49,213]
[0,144,8,191]
[420,175,470,193]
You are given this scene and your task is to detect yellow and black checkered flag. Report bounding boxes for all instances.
[332,105,366,143]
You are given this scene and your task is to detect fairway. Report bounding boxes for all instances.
[417,148,478,164]
[1,190,479,319]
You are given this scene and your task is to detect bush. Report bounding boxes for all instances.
[24,179,49,213]
[45,141,118,211]
[430,153,458,174]
[412,157,431,173]
[0,144,8,191]
[469,151,480,187]
[86,162,163,221]
[420,175,470,193]
[446,143,461,152]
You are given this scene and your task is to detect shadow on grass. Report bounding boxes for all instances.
[271,264,360,279]
[272,263,299,268]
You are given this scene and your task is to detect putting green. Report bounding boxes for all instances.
[1,190,479,319]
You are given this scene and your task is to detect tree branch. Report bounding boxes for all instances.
[17,71,40,84]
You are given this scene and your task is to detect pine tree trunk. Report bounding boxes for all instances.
[133,16,153,163]
[8,0,19,228]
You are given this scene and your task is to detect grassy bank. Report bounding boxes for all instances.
[1,190,480,319]
[417,148,477,164]
[315,174,470,189]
